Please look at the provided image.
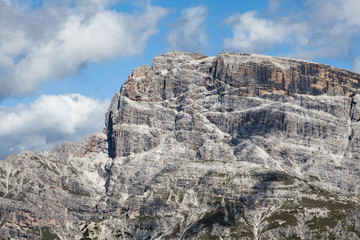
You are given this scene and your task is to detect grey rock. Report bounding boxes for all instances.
[106,52,360,196]
[1,52,360,239]
[0,133,110,239]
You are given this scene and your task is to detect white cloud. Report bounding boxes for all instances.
[167,5,207,51]
[0,1,167,98]
[266,0,283,13]
[0,94,110,159]
[223,11,305,53]
[223,0,360,70]
[306,0,360,27]
[354,57,360,73]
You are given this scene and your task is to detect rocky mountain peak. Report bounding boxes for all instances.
[105,52,360,192]
[1,52,360,239]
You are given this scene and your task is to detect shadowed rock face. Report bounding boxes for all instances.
[1,52,360,239]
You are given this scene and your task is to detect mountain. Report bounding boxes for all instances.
[1,52,360,239]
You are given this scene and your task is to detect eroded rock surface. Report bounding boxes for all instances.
[106,52,360,196]
[1,52,360,239]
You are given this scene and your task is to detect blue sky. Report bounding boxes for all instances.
[1,0,360,159]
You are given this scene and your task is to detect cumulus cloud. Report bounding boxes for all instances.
[0,94,110,159]
[223,11,305,53]
[307,0,360,27]
[167,5,207,51]
[0,0,167,98]
[223,0,360,70]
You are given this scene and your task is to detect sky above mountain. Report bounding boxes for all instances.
[1,0,360,159]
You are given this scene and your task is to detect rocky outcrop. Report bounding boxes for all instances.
[1,52,360,239]
[0,133,110,239]
[105,52,360,196]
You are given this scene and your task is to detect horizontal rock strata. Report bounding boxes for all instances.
[1,52,360,239]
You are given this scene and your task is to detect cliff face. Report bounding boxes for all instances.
[106,52,360,195]
[1,52,360,239]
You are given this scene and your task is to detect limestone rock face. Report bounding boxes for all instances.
[0,133,110,239]
[106,52,360,196]
[1,52,360,239]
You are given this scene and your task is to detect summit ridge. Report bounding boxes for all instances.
[1,51,360,239]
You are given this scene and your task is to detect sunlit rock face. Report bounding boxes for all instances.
[106,52,360,196]
[1,52,360,239]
